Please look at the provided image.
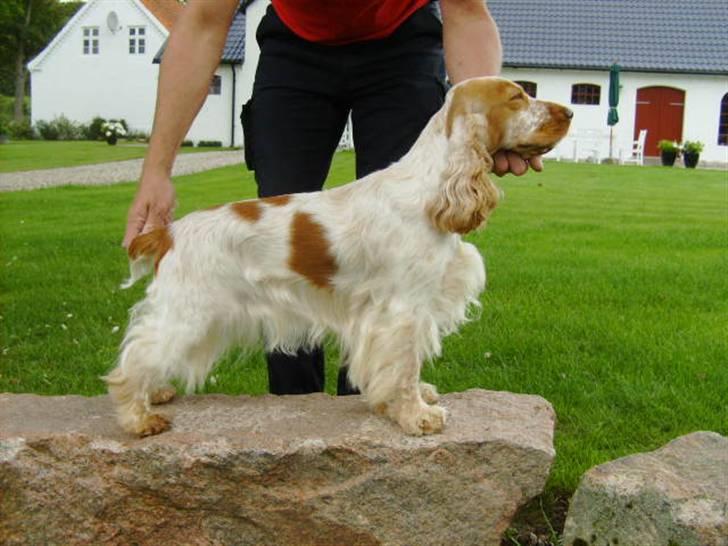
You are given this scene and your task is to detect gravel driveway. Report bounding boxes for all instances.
[0,150,244,192]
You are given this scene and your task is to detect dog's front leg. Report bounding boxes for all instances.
[349,319,447,436]
[382,355,447,436]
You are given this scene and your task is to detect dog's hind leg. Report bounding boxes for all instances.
[104,299,226,437]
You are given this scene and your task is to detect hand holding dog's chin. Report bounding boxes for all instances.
[492,150,543,177]
[122,174,176,248]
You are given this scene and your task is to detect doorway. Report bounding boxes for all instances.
[634,87,685,157]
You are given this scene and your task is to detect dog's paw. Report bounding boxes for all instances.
[398,404,447,436]
[136,413,171,437]
[419,382,440,404]
[150,386,176,405]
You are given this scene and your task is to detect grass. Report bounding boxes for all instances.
[0,140,232,173]
[1,154,726,507]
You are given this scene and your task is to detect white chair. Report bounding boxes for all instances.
[620,129,647,165]
[574,129,608,163]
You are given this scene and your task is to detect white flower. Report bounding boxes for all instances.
[106,131,111,137]
[111,326,120,334]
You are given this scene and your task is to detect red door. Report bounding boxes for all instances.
[634,87,685,157]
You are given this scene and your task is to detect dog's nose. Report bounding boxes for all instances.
[564,108,574,120]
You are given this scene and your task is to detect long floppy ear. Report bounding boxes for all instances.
[426,110,500,234]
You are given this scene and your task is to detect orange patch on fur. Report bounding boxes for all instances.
[289,212,338,290]
[263,194,292,207]
[232,200,263,222]
[128,227,173,273]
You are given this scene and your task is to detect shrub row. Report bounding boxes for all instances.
[0,115,224,148]
[0,115,148,142]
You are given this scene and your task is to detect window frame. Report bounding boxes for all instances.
[209,74,222,96]
[82,26,100,55]
[128,26,146,55]
[514,81,537,98]
[571,83,601,105]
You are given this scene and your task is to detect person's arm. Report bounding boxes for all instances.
[440,0,542,176]
[123,0,240,248]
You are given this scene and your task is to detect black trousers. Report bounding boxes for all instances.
[241,3,447,395]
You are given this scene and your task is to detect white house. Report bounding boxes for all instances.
[28,0,179,136]
[490,0,728,165]
[29,0,728,165]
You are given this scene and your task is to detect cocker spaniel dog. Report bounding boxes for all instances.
[105,77,572,437]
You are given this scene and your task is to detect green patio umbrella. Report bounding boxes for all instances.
[607,63,620,160]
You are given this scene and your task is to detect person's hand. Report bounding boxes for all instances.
[122,173,176,248]
[492,150,543,176]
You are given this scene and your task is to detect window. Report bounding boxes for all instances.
[83,27,99,55]
[719,93,728,146]
[571,83,601,105]
[209,75,222,95]
[129,26,146,55]
[515,81,537,98]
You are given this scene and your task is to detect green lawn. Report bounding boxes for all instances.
[1,155,726,509]
[0,140,232,173]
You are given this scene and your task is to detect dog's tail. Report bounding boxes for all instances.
[122,227,173,289]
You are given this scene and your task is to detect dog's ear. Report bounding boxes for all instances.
[427,98,500,234]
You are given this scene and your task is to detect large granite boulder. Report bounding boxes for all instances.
[563,431,728,546]
[1,389,555,545]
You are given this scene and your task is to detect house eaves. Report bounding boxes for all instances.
[490,0,728,76]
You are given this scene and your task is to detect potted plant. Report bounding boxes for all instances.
[657,140,680,167]
[102,120,126,145]
[682,141,704,169]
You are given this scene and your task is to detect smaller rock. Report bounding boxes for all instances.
[563,431,728,546]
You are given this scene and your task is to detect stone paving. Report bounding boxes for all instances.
[0,150,244,192]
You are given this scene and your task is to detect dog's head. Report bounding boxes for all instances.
[446,77,573,158]
[428,77,571,235]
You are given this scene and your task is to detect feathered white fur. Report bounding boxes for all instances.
[104,77,572,437]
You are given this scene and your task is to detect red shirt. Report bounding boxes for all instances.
[271,0,431,45]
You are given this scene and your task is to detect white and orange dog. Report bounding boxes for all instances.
[105,77,572,437]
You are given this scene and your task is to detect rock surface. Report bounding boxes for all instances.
[563,431,728,546]
[0,389,555,546]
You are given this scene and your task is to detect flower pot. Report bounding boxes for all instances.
[660,150,677,166]
[106,135,118,146]
[683,151,699,169]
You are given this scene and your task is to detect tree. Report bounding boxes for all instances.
[0,0,82,121]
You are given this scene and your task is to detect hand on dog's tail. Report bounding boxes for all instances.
[122,227,173,289]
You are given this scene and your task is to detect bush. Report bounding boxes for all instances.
[85,116,107,140]
[0,116,8,136]
[181,140,194,147]
[126,128,150,142]
[35,119,59,140]
[197,140,222,147]
[35,115,84,141]
[8,119,35,140]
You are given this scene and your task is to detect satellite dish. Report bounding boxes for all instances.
[107,11,120,33]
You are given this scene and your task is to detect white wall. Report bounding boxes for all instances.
[502,67,728,163]
[29,0,166,134]
[186,64,243,147]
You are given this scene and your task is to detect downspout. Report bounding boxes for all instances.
[230,64,237,147]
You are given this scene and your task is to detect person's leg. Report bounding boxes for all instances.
[348,3,447,178]
[332,4,447,394]
[242,6,349,395]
